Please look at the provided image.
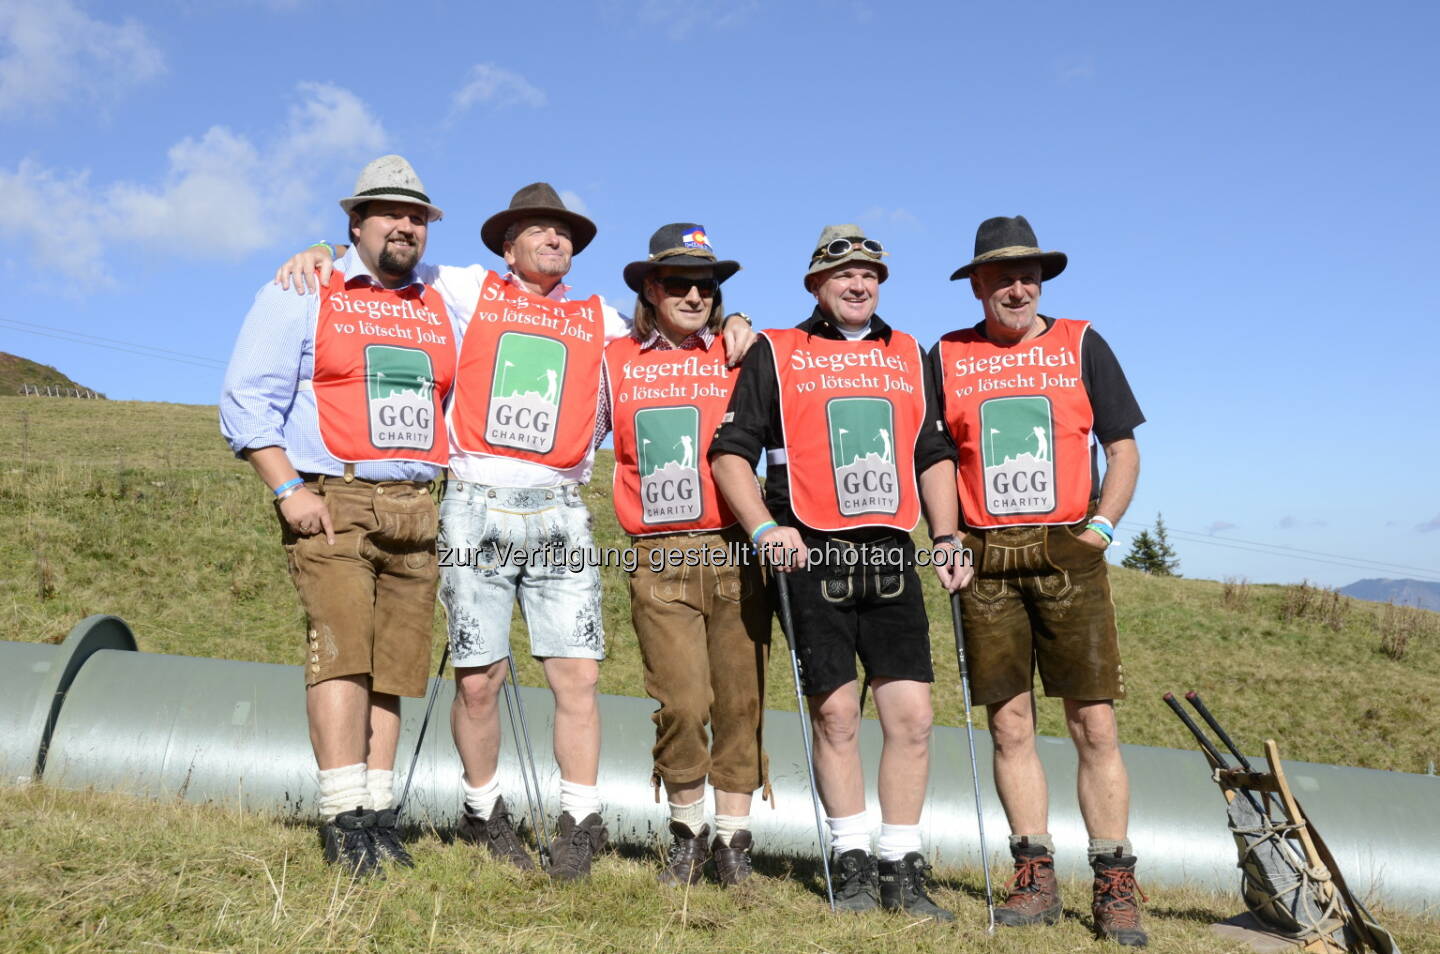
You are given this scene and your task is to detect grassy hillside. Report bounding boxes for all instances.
[0,351,102,396]
[1,399,1436,773]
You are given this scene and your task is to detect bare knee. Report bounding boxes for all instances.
[546,658,599,714]
[1066,701,1120,757]
[810,694,860,748]
[987,696,1038,757]
[453,664,505,715]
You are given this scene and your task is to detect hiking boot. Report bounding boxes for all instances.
[456,797,536,871]
[370,809,414,868]
[994,839,1062,927]
[711,830,754,887]
[547,811,608,882]
[832,848,880,912]
[878,852,955,922]
[321,807,380,877]
[1092,851,1149,947]
[658,821,710,886]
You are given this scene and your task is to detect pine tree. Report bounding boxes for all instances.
[1122,512,1181,576]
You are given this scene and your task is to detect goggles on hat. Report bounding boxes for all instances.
[814,237,885,261]
[658,276,719,297]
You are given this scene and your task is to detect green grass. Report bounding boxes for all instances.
[2,398,1438,951]
[4,784,1437,954]
[1,351,100,396]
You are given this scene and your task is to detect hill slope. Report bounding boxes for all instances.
[0,351,102,396]
[1,400,1437,773]
[1341,577,1440,612]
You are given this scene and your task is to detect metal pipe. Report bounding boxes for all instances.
[2,624,1435,911]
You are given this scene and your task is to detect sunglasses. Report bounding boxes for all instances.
[816,237,885,261]
[658,276,719,297]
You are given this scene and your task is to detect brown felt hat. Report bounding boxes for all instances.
[949,215,1066,281]
[803,224,889,289]
[622,223,741,292]
[481,182,597,257]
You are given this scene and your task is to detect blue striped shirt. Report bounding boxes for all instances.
[219,249,441,481]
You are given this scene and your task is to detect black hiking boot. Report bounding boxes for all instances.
[547,811,608,882]
[658,821,710,886]
[995,838,1062,927]
[321,807,380,877]
[878,852,955,922]
[1092,851,1149,947]
[456,797,536,870]
[710,830,754,887]
[832,848,880,912]
[369,809,414,868]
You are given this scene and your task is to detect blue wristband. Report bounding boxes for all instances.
[273,477,304,497]
[1085,522,1114,545]
[750,520,778,545]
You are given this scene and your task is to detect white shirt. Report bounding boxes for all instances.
[417,263,630,487]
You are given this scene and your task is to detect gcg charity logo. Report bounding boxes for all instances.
[635,406,701,523]
[487,332,567,453]
[828,397,899,516]
[979,396,1056,515]
[365,345,436,449]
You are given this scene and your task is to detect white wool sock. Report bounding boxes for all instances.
[317,762,370,818]
[668,799,707,836]
[827,811,872,855]
[713,813,749,847]
[461,773,503,820]
[366,769,395,811]
[876,822,923,861]
[559,779,602,820]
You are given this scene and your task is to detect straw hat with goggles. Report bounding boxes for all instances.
[803,224,889,288]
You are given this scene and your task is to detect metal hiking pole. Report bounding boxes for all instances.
[950,591,996,934]
[774,569,837,912]
[501,650,552,866]
[396,645,450,818]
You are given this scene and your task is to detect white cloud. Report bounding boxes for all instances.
[559,190,589,216]
[451,63,547,114]
[0,0,164,117]
[604,0,758,40]
[0,83,388,285]
[858,206,921,230]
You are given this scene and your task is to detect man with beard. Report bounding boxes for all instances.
[222,156,454,875]
[274,186,754,881]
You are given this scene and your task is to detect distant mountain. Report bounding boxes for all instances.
[1339,578,1440,611]
[0,352,103,397]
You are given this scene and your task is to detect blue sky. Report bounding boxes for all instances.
[2,0,1437,588]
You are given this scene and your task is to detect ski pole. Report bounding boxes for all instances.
[502,651,552,867]
[1185,692,1254,771]
[950,592,996,934]
[396,645,450,817]
[1161,692,1231,768]
[774,570,837,912]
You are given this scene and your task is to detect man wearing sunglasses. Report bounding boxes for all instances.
[273,189,755,882]
[710,225,966,919]
[934,215,1146,946]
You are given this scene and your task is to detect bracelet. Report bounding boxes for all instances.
[308,241,336,258]
[1088,514,1115,531]
[750,520,778,544]
[726,312,752,326]
[273,477,304,497]
[276,486,303,503]
[1084,522,1114,546]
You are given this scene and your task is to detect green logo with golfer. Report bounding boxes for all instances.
[827,397,898,516]
[979,396,1056,516]
[487,332,567,453]
[365,345,436,449]
[635,406,701,523]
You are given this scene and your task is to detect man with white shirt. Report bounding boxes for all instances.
[277,183,753,880]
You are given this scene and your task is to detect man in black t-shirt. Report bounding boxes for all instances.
[932,216,1149,947]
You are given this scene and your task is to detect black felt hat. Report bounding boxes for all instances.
[481,182,597,257]
[622,223,741,292]
[949,215,1067,281]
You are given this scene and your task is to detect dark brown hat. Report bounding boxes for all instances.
[622,223,741,292]
[481,182,597,257]
[949,215,1066,281]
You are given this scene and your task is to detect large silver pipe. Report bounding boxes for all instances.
[6,618,1437,910]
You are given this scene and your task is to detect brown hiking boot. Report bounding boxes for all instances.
[456,797,536,871]
[994,839,1062,927]
[658,821,710,886]
[547,811,608,882]
[1092,851,1149,947]
[710,830,754,887]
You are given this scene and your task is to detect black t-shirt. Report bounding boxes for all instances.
[708,308,958,540]
[926,315,1145,505]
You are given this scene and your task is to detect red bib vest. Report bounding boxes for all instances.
[604,335,740,536]
[312,268,456,466]
[765,328,925,532]
[937,318,1094,528]
[449,272,604,470]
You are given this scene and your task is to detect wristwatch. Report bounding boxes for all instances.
[725,312,752,326]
